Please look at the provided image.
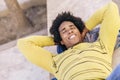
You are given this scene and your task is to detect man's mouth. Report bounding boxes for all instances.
[69,35,76,40]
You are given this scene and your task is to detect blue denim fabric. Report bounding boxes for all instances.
[106,64,120,80]
[84,27,99,42]
[114,30,120,49]
[57,45,66,54]
[51,78,57,80]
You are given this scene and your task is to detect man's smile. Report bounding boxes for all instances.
[68,34,76,40]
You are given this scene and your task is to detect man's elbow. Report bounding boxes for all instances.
[17,38,28,53]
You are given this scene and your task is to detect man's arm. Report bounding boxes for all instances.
[81,27,89,41]
[17,36,55,74]
[82,4,108,40]
[112,48,120,69]
[85,2,120,55]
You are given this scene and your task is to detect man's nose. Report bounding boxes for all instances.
[68,29,73,34]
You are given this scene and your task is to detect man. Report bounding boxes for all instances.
[17,2,120,80]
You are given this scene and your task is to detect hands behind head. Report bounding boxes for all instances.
[81,27,89,41]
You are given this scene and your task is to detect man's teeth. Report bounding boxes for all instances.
[69,35,75,39]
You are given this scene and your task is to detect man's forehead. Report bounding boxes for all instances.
[59,21,74,30]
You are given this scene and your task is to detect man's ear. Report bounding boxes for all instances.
[60,41,64,45]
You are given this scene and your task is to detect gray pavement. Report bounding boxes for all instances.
[0,29,52,80]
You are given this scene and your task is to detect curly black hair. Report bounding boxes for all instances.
[50,12,85,50]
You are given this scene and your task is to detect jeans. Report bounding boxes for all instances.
[107,64,120,80]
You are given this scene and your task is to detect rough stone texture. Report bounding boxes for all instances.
[0,1,47,45]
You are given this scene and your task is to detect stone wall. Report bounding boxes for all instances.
[0,0,46,17]
[0,0,47,45]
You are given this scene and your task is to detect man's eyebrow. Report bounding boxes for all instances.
[60,27,65,32]
[70,24,75,26]
[59,24,74,32]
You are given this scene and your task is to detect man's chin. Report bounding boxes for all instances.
[71,41,81,47]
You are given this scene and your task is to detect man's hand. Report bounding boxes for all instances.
[81,27,89,41]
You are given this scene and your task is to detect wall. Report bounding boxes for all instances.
[0,0,46,17]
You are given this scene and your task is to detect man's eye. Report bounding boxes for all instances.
[62,30,66,33]
[71,27,75,29]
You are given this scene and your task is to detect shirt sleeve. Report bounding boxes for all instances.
[85,2,120,55]
[85,3,108,30]
[17,36,55,74]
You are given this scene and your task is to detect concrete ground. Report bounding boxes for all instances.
[0,29,51,80]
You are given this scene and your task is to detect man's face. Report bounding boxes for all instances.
[59,21,82,48]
